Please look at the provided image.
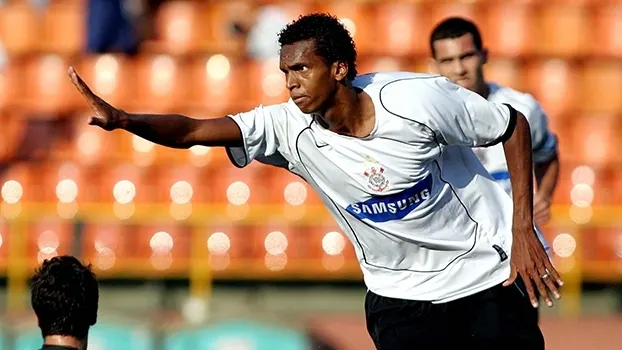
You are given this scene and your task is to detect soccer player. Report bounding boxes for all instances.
[428,18,559,256]
[68,13,562,349]
[31,256,99,350]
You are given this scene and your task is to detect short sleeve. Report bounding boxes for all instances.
[422,78,515,147]
[517,98,558,164]
[225,104,290,168]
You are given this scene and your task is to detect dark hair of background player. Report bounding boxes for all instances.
[31,256,99,340]
[278,13,358,81]
[429,17,483,57]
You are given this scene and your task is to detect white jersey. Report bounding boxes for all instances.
[226,72,518,303]
[473,83,558,252]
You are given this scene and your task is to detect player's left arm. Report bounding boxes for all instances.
[525,101,560,224]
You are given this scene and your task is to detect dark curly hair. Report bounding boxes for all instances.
[31,256,99,339]
[278,13,358,81]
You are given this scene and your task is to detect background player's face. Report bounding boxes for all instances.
[280,39,340,114]
[430,33,487,92]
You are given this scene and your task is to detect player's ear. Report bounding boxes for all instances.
[481,48,489,65]
[334,61,348,82]
[427,58,439,74]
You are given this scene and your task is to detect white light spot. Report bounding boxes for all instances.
[207,232,231,255]
[340,18,356,37]
[38,230,59,250]
[77,130,101,156]
[95,247,116,270]
[150,231,174,252]
[132,135,155,153]
[1,180,23,203]
[283,182,307,206]
[322,231,346,256]
[169,181,193,204]
[570,184,594,207]
[206,54,230,80]
[113,180,136,204]
[264,252,287,271]
[264,231,288,255]
[55,179,78,203]
[189,145,210,156]
[552,233,576,258]
[226,181,250,205]
[571,165,595,186]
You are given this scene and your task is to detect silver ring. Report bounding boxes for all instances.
[541,273,549,279]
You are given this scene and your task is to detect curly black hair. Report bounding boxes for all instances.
[31,256,99,339]
[278,13,358,81]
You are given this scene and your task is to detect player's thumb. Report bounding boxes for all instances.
[88,116,106,128]
[502,267,517,287]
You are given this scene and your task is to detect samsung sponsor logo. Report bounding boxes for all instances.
[346,174,432,222]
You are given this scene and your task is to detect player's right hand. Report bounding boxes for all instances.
[68,66,124,131]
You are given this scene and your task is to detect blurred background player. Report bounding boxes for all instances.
[31,256,99,350]
[429,17,560,320]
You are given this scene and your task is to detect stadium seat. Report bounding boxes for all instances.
[21,54,78,114]
[40,1,84,56]
[78,54,136,111]
[357,56,408,75]
[82,222,125,271]
[205,223,253,264]
[0,219,8,270]
[38,160,94,203]
[0,162,37,203]
[133,54,188,113]
[0,3,39,55]
[245,58,289,106]
[483,3,534,57]
[252,223,309,261]
[484,58,523,91]
[98,163,155,204]
[135,224,191,270]
[186,54,246,113]
[153,164,210,204]
[566,114,618,167]
[0,62,22,112]
[591,5,622,58]
[533,4,589,58]
[524,59,579,119]
[211,161,269,207]
[202,0,253,55]
[579,60,622,114]
[28,219,72,264]
[427,2,484,42]
[372,2,426,57]
[317,2,374,55]
[150,0,208,55]
[0,112,25,162]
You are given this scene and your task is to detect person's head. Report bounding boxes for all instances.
[31,256,99,348]
[429,17,487,93]
[277,13,358,114]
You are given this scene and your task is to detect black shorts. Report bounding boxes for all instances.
[365,281,544,350]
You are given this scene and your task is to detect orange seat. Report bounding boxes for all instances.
[135,224,191,270]
[150,0,208,55]
[245,58,289,106]
[371,2,425,57]
[0,3,39,55]
[187,54,246,113]
[82,222,125,271]
[0,112,26,162]
[203,0,253,55]
[316,2,374,56]
[591,6,622,58]
[56,111,117,165]
[579,61,622,114]
[484,59,523,91]
[21,55,77,114]
[40,1,84,56]
[211,161,269,207]
[28,219,72,264]
[132,54,187,113]
[524,59,579,118]
[427,2,484,44]
[533,5,588,58]
[566,115,619,167]
[0,62,23,111]
[357,56,408,75]
[0,219,8,270]
[99,163,154,204]
[78,55,136,111]
[484,3,534,57]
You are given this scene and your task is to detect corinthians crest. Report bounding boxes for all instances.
[363,156,389,192]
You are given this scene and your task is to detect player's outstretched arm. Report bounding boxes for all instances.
[68,66,243,149]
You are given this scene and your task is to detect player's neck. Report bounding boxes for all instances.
[321,85,375,137]
[43,335,84,350]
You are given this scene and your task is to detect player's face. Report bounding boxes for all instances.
[430,33,487,92]
[279,39,340,114]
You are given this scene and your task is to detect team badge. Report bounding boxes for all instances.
[363,157,389,192]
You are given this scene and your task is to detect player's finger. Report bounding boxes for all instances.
[88,116,105,128]
[533,268,554,307]
[541,269,561,300]
[68,66,97,102]
[543,260,564,287]
[520,271,539,308]
[503,265,517,287]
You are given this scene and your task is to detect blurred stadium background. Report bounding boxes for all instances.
[1,0,622,349]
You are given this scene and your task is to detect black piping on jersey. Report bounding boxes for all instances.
[480,103,518,148]
[225,116,249,169]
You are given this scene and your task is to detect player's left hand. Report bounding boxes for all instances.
[503,225,563,308]
[533,194,551,225]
